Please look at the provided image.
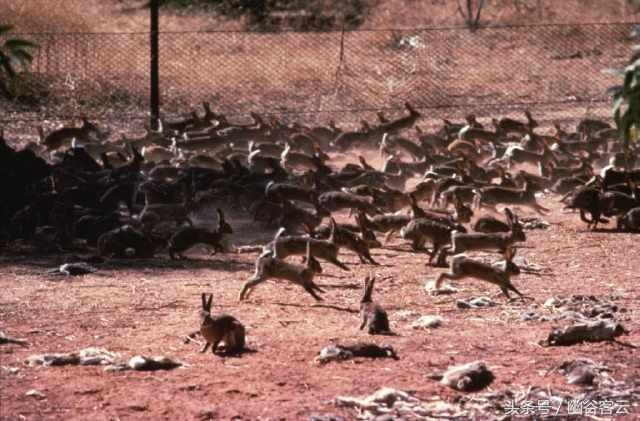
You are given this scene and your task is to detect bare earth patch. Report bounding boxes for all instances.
[0,198,639,419]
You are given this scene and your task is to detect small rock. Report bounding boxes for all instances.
[411,315,443,329]
[25,389,46,399]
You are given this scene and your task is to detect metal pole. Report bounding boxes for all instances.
[150,0,160,130]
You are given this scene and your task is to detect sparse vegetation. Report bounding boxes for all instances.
[456,0,486,32]
[611,26,640,164]
[0,24,39,102]
[157,0,377,31]
[0,0,91,32]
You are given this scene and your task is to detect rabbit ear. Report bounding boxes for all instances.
[217,208,224,222]
[305,239,312,266]
[328,217,337,244]
[368,275,376,291]
[362,276,370,296]
[504,208,514,225]
[201,293,207,309]
[206,294,213,310]
[363,276,375,300]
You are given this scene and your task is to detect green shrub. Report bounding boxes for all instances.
[609,26,640,162]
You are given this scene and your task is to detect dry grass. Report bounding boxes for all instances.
[364,0,635,28]
[1,0,635,35]
[0,0,92,33]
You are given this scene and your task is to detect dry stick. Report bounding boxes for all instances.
[330,22,347,101]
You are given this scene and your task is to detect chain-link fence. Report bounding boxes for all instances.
[2,22,637,126]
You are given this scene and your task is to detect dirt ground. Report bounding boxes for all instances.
[1,191,639,420]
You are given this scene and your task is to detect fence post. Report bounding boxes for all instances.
[150,0,160,130]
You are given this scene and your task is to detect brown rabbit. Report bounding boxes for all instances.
[239,232,324,301]
[450,208,525,260]
[168,209,233,259]
[38,118,103,150]
[197,293,245,355]
[431,249,524,299]
[359,276,391,335]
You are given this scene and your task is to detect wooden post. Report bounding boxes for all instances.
[150,0,160,130]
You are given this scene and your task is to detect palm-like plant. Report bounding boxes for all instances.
[609,26,640,167]
[0,24,38,99]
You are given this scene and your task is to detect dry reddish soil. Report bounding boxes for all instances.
[1,194,639,420]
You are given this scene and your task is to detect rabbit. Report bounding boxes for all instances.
[314,221,380,265]
[474,181,550,215]
[358,210,412,244]
[168,209,233,259]
[195,293,245,355]
[617,207,640,232]
[472,216,511,233]
[97,225,159,258]
[431,249,524,299]
[38,118,103,150]
[239,231,324,301]
[262,219,349,271]
[400,218,464,265]
[359,276,391,334]
[449,208,525,260]
[318,190,383,216]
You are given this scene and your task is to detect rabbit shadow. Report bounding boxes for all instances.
[102,256,253,273]
[213,347,258,358]
[273,301,359,314]
[319,282,360,290]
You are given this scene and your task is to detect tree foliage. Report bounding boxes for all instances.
[156,0,373,31]
[609,26,640,164]
[456,0,486,32]
[0,24,38,100]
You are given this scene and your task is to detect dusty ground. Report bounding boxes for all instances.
[1,193,639,420]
